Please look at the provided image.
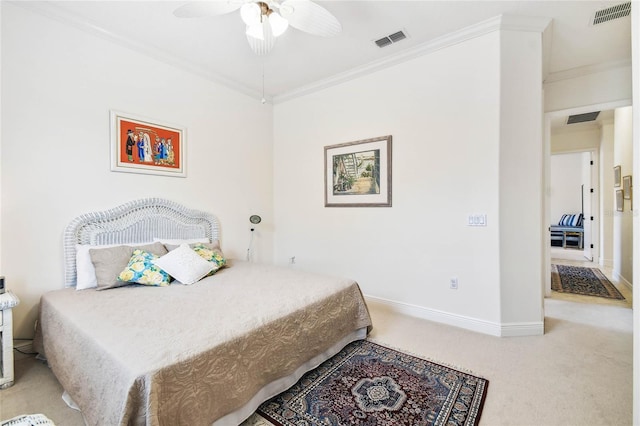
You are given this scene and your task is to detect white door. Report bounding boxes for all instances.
[582,152,592,261]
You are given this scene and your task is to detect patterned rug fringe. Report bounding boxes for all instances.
[366,337,486,379]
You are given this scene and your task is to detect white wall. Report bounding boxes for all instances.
[550,153,585,222]
[544,66,632,113]
[551,126,600,153]
[1,3,274,337]
[549,126,601,261]
[600,121,615,267]
[0,2,3,276]
[274,26,544,336]
[613,106,633,286]
[497,29,544,329]
[632,5,639,424]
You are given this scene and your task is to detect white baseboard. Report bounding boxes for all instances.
[612,271,633,290]
[364,295,544,337]
[600,258,614,268]
[500,322,545,337]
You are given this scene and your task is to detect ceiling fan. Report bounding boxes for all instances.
[173,0,342,56]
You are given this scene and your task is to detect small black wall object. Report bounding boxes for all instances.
[0,276,5,294]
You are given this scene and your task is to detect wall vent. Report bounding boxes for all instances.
[374,30,407,48]
[567,111,600,124]
[592,2,631,25]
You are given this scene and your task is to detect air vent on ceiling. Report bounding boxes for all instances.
[374,30,407,48]
[567,111,600,124]
[592,2,631,25]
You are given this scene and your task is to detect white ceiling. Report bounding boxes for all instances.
[19,1,632,105]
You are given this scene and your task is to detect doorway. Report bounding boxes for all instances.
[549,150,596,262]
[544,102,632,298]
[544,104,633,306]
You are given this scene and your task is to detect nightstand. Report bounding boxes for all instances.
[0,291,20,389]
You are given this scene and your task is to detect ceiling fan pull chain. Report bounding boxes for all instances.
[261,62,266,104]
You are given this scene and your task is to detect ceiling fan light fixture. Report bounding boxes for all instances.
[269,12,289,37]
[174,0,341,56]
[246,23,264,40]
[240,3,261,26]
[246,19,276,55]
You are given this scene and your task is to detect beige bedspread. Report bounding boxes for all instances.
[37,261,372,426]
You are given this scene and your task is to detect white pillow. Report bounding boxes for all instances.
[152,244,214,285]
[75,243,120,290]
[153,237,209,245]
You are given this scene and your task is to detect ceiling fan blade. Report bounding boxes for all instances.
[173,1,243,18]
[279,0,341,37]
[246,22,276,56]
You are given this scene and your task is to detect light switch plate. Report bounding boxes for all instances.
[467,214,487,227]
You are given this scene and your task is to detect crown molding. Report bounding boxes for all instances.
[274,14,552,104]
[9,1,272,103]
[11,0,556,106]
[544,58,632,84]
[498,14,552,32]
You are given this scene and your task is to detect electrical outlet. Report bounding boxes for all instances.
[450,277,458,289]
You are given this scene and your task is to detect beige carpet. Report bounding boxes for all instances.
[1,295,633,426]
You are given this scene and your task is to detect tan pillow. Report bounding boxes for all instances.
[89,242,168,290]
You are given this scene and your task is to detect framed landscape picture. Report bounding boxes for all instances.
[614,165,621,187]
[616,189,624,212]
[324,135,392,207]
[623,175,632,200]
[110,110,186,177]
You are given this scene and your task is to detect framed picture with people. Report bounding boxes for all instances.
[110,110,186,177]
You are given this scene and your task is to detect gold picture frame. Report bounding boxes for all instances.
[614,165,621,187]
[623,175,632,200]
[616,189,624,212]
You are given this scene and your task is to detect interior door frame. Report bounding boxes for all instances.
[582,150,597,263]
[543,99,630,297]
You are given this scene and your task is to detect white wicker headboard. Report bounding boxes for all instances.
[64,198,220,287]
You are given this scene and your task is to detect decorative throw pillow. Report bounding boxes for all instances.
[117,249,171,287]
[559,214,575,226]
[90,242,168,290]
[559,214,583,227]
[152,244,214,285]
[192,243,227,274]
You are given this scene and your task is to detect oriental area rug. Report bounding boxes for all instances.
[244,340,489,426]
[551,264,624,300]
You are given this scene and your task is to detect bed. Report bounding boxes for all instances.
[34,198,372,426]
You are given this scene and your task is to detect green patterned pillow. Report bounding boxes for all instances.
[192,243,227,274]
[117,249,171,286]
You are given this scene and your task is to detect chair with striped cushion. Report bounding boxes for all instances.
[550,213,584,249]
